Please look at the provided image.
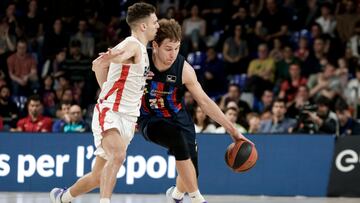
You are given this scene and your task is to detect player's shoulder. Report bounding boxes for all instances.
[183,60,194,73]
[114,37,140,50]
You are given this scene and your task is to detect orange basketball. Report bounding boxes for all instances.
[224,140,258,172]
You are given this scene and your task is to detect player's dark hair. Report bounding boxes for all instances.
[126,3,156,28]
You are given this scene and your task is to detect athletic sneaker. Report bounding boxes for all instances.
[50,187,69,203]
[166,186,183,203]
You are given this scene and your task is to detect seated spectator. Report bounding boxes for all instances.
[247,43,275,82]
[287,85,314,119]
[275,46,300,83]
[222,24,249,75]
[278,63,307,103]
[54,73,71,101]
[42,18,69,59]
[184,90,195,115]
[182,4,207,52]
[0,20,16,55]
[315,2,337,37]
[193,105,216,133]
[258,0,290,42]
[215,107,247,134]
[63,40,91,81]
[41,48,66,78]
[295,36,310,62]
[39,75,57,117]
[259,98,296,133]
[0,20,16,82]
[62,104,89,133]
[336,58,350,91]
[246,112,261,133]
[245,43,275,98]
[219,84,251,126]
[269,38,283,62]
[59,88,74,105]
[302,37,327,77]
[52,101,71,133]
[253,89,274,114]
[346,67,360,110]
[305,96,338,134]
[70,19,95,58]
[15,95,52,132]
[335,99,360,136]
[7,39,39,96]
[347,21,360,59]
[307,62,341,100]
[0,85,18,130]
[260,108,272,121]
[230,6,255,35]
[203,47,227,97]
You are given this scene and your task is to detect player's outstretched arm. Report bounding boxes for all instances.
[92,41,139,88]
[183,62,253,144]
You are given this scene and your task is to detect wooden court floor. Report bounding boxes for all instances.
[0,192,359,203]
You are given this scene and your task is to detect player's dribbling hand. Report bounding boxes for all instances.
[230,129,254,146]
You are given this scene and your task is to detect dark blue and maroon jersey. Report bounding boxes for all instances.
[139,49,196,144]
[140,49,186,118]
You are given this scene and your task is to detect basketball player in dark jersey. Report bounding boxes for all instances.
[138,19,253,203]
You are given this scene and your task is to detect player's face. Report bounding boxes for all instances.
[145,13,159,41]
[155,39,181,66]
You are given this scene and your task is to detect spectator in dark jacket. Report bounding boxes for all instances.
[335,99,360,136]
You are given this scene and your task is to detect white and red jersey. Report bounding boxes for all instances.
[97,36,149,117]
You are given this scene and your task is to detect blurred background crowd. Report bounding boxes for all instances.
[1,0,360,136]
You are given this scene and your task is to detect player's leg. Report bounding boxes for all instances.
[68,156,106,196]
[99,128,127,202]
[145,120,206,203]
[174,145,199,193]
[174,145,205,203]
[50,156,106,203]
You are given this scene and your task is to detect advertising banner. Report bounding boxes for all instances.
[328,136,360,197]
[0,133,334,196]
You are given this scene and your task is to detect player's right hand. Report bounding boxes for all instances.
[229,129,254,145]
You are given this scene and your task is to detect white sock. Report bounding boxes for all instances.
[61,189,74,203]
[189,190,206,203]
[172,187,185,200]
[100,198,110,203]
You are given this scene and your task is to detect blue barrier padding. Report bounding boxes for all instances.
[0,133,335,196]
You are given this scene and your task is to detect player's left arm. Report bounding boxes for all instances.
[183,62,253,144]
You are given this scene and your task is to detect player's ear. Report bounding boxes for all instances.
[140,22,147,31]
[152,41,158,50]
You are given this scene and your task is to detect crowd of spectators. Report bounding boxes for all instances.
[1,0,360,136]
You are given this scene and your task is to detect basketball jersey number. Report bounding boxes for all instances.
[149,98,165,109]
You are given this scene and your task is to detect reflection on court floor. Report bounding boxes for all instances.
[0,193,359,203]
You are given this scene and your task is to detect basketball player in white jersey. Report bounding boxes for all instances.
[50,3,159,203]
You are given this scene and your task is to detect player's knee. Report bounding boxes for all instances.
[108,149,126,166]
[172,147,191,161]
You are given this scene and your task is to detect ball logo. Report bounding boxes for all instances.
[335,149,359,173]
